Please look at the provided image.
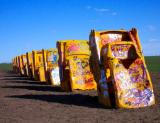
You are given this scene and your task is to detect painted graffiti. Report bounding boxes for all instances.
[114,58,154,107]
[48,51,58,64]
[69,57,95,85]
[66,41,90,55]
[100,33,122,46]
[51,67,60,86]
[111,44,131,59]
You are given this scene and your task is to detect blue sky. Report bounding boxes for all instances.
[0,0,160,63]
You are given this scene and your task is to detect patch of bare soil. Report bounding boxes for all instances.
[0,70,159,123]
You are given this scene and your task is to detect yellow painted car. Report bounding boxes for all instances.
[57,40,97,91]
[12,57,17,73]
[57,40,70,91]
[89,28,155,108]
[18,55,25,76]
[42,48,60,86]
[15,56,20,74]
[21,54,27,76]
[32,50,46,82]
[26,52,33,78]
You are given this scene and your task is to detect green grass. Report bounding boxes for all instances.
[0,63,12,71]
[145,56,160,73]
[0,56,159,73]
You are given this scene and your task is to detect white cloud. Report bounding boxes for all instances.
[51,30,57,34]
[148,38,159,42]
[147,25,156,31]
[88,19,100,22]
[86,5,91,9]
[142,39,160,56]
[112,12,117,16]
[85,6,117,16]
[94,8,109,12]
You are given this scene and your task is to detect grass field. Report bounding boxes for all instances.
[0,63,12,72]
[0,56,159,73]
[145,56,160,73]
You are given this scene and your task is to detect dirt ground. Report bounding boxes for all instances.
[0,70,159,123]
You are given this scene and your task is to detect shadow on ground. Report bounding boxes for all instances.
[2,85,63,92]
[6,93,107,109]
[2,71,107,109]
[0,75,48,85]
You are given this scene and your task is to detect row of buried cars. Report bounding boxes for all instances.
[12,28,155,108]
